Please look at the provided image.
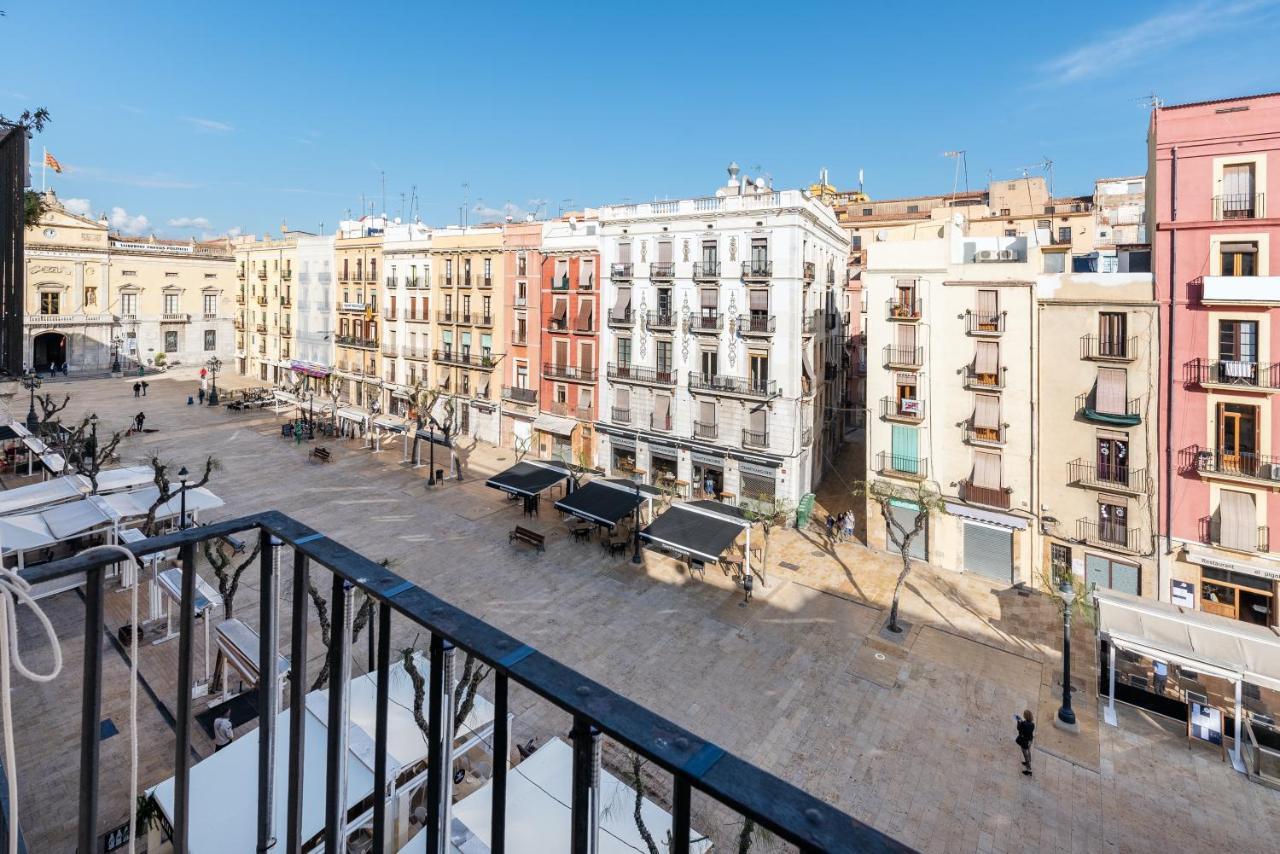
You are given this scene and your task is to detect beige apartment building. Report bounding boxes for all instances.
[863,212,1157,593]
[24,190,235,373]
[232,231,299,384]
[333,218,385,418]
[428,227,506,444]
[381,221,433,416]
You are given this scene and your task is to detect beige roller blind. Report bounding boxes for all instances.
[658,241,673,263]
[974,394,1000,429]
[701,288,717,308]
[975,341,999,374]
[611,287,630,318]
[1096,367,1127,414]
[615,387,630,409]
[749,290,769,310]
[896,324,917,350]
[619,243,632,263]
[654,394,671,422]
[700,401,715,424]
[749,407,767,433]
[972,450,1001,489]
[1218,489,1256,551]
[976,289,998,317]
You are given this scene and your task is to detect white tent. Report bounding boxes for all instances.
[40,495,118,539]
[93,465,156,493]
[0,514,57,555]
[100,484,224,522]
[0,476,85,516]
[413,738,712,854]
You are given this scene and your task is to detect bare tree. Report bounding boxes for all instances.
[36,392,70,427]
[203,537,263,692]
[141,454,217,536]
[59,415,125,494]
[739,496,794,589]
[400,644,491,741]
[305,567,375,691]
[852,479,947,633]
[627,754,662,854]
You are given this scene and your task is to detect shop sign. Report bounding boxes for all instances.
[1185,547,1280,582]
[1170,579,1195,608]
[691,451,723,467]
[738,461,776,478]
[1189,702,1223,746]
[611,436,636,450]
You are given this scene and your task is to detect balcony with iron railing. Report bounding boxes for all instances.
[1188,446,1280,485]
[437,310,456,323]
[279,326,293,339]
[693,262,720,282]
[964,311,1004,336]
[607,309,633,327]
[741,260,772,281]
[1067,459,1146,494]
[742,427,769,448]
[959,480,1012,509]
[480,276,493,288]
[335,334,378,350]
[962,422,1005,446]
[1077,517,1144,553]
[648,310,677,330]
[380,342,399,357]
[651,412,673,432]
[608,363,676,386]
[1213,192,1266,220]
[235,291,245,305]
[691,312,722,333]
[257,268,268,280]
[543,362,597,383]
[883,345,923,369]
[875,450,928,480]
[610,406,631,424]
[880,396,924,424]
[234,318,245,331]
[1080,334,1137,362]
[1199,516,1270,553]
[402,347,430,361]
[255,322,268,334]
[650,261,675,280]
[257,295,269,307]
[433,349,498,370]
[1076,391,1142,425]
[693,419,717,440]
[1183,357,1280,392]
[688,372,778,399]
[473,313,494,328]
[963,365,1007,391]
[610,262,633,280]
[236,267,246,280]
[738,314,776,336]
[886,298,922,321]
[502,385,538,405]
[578,273,594,291]
[280,292,293,308]
[282,267,292,281]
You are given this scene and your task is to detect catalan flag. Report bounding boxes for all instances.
[43,150,62,174]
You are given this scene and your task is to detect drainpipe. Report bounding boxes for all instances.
[1030,285,1039,587]
[1164,147,1178,556]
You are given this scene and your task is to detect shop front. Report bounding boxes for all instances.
[1181,545,1278,628]
[691,450,724,501]
[649,443,679,491]
[737,460,778,511]
[610,435,637,480]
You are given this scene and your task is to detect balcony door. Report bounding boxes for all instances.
[1098,499,1128,547]
[1222,164,1256,218]
[1221,242,1258,277]
[1218,402,1259,474]
[1218,320,1258,384]
[1097,434,1129,485]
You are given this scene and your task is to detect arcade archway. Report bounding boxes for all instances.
[33,332,67,371]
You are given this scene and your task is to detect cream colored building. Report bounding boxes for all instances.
[232,230,300,384]
[428,226,506,444]
[381,221,433,415]
[24,191,235,373]
[333,218,386,417]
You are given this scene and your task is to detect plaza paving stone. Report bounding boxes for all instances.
[5,370,1280,852]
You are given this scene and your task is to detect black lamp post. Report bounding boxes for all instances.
[427,424,437,486]
[178,466,190,531]
[22,370,41,432]
[631,481,642,564]
[87,413,99,462]
[110,336,122,374]
[1056,577,1077,727]
[206,356,222,406]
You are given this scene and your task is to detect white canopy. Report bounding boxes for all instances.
[338,408,369,424]
[93,465,155,493]
[1096,588,1280,691]
[0,476,85,516]
[40,452,66,475]
[101,485,224,521]
[435,738,711,854]
[0,515,57,555]
[40,495,118,539]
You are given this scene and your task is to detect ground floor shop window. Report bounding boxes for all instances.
[1050,543,1071,582]
[650,453,677,487]
[692,460,723,499]
[612,447,636,477]
[1085,553,1139,595]
[1200,567,1273,626]
[740,471,776,505]
[963,522,1012,583]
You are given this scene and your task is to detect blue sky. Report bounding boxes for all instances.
[4,1,1279,239]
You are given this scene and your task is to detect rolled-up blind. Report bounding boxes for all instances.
[658,241,673,263]
[611,288,630,318]
[1218,489,1256,551]
[1096,367,1127,414]
[749,407,767,433]
[897,324,916,350]
[749,290,769,310]
[972,450,1001,489]
[654,394,671,422]
[701,288,717,308]
[615,387,630,409]
[974,394,1000,429]
[975,341,999,374]
[700,401,715,424]
[552,300,567,321]
[619,243,631,263]
[577,301,592,328]
[977,289,998,317]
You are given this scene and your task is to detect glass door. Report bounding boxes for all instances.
[1218,403,1259,475]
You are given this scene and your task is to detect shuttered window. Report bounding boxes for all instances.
[1218,489,1256,551]
[554,340,568,365]
[891,425,918,472]
[579,342,594,371]
[1086,554,1140,596]
[700,401,715,424]
[896,324,916,350]
[749,407,767,434]
[974,394,1000,429]
[1223,163,1255,197]
[615,387,630,409]
[749,290,769,310]
[654,394,671,424]
[577,300,593,330]
[552,299,568,322]
[740,471,775,502]
[619,243,632,263]
[1096,367,1127,414]
[972,450,1001,489]
[611,288,631,319]
[975,341,999,374]
[701,288,717,309]
[964,523,1012,583]
[658,241,673,263]
[976,289,998,318]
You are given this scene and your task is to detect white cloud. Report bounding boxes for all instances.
[182,116,234,133]
[200,226,243,242]
[63,197,93,217]
[472,198,550,222]
[1040,0,1274,83]
[168,216,213,229]
[108,206,150,234]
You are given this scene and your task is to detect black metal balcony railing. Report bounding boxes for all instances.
[880,396,925,422]
[962,423,1005,445]
[694,420,717,439]
[1190,447,1280,483]
[959,480,1012,509]
[741,260,772,279]
[742,428,769,448]
[688,372,778,398]
[335,335,378,349]
[543,362,597,383]
[607,309,633,326]
[502,385,538,404]
[886,298,922,321]
[610,406,631,424]
[692,312,722,332]
[1199,516,1270,553]
[611,262,633,279]
[608,362,676,385]
[882,345,923,368]
[693,262,720,281]
[1067,459,1146,493]
[437,311,456,323]
[1213,192,1265,220]
[432,349,498,369]
[1077,517,1144,553]
[875,450,928,479]
[23,515,903,854]
[964,366,1007,390]
[481,276,493,288]
[473,314,494,327]
[1184,357,1280,390]
[738,314,776,334]
[651,412,673,431]
[650,261,675,279]
[648,310,677,330]
[801,311,826,335]
[1080,334,1137,361]
[1076,392,1142,424]
[964,311,1004,335]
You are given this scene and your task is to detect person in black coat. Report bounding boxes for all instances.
[1015,709,1035,775]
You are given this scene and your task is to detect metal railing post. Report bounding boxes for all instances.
[256,532,279,852]
[491,672,510,853]
[425,636,456,854]
[569,717,600,854]
[285,552,309,852]
[322,578,351,852]
[76,566,105,854]
[172,542,198,853]
[672,778,691,854]
[371,603,392,850]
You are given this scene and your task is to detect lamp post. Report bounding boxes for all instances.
[206,356,222,406]
[1056,576,1077,727]
[631,481,642,564]
[110,336,123,374]
[87,413,99,464]
[22,370,41,432]
[178,466,190,531]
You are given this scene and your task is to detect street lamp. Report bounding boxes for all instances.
[22,370,41,432]
[110,336,123,374]
[205,356,222,406]
[631,480,643,564]
[178,466,190,531]
[1056,576,1077,727]
[87,413,99,462]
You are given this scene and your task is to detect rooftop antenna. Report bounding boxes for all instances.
[943,150,968,201]
[462,181,470,228]
[1138,92,1163,109]
[399,192,406,222]
[380,170,386,217]
[1013,157,1055,196]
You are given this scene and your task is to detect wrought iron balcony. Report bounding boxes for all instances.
[610,406,631,424]
[963,366,1007,391]
[1067,459,1146,493]
[964,311,1004,336]
[1213,192,1265,220]
[335,335,378,350]
[688,372,778,398]
[886,298,922,321]
[433,349,498,370]
[693,262,720,281]
[691,312,722,333]
[962,423,1005,446]
[647,310,677,330]
[738,314,776,335]
[257,295,269,307]
[1184,357,1280,391]
[693,420,717,439]
[1075,392,1141,425]
[959,480,1012,509]
[437,311,456,323]
[1199,516,1270,553]
[607,309,633,327]
[741,260,772,281]
[235,291,245,305]
[280,293,293,308]
[649,261,675,280]
[280,326,293,339]
[236,268,247,280]
[1080,334,1137,361]
[1077,517,1144,553]
[610,262,633,280]
[1189,446,1280,484]
[473,314,494,328]
[742,427,769,448]
[282,268,292,281]
[480,276,493,288]
[542,362,597,383]
[255,322,268,334]
[883,345,923,368]
[875,450,928,480]
[880,396,924,423]
[257,268,268,280]
[608,363,675,385]
[380,342,398,356]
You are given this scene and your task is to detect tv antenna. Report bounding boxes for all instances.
[1014,157,1055,195]
[943,150,969,200]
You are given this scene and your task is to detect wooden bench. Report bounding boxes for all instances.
[508,526,545,552]
[310,446,332,463]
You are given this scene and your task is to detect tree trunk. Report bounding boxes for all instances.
[737,818,756,854]
[629,754,660,854]
[888,550,913,632]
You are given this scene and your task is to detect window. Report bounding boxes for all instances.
[121,293,137,316]
[84,287,97,306]
[906,204,919,213]
[750,238,768,267]
[483,258,491,281]
[445,259,453,283]
[1043,252,1066,274]
[1217,402,1259,475]
[1218,320,1258,368]
[971,449,1002,490]
[749,352,769,390]
[616,337,631,367]
[203,294,217,316]
[39,292,59,315]
[975,290,998,329]
[862,207,872,216]
[165,271,178,278]
[516,362,529,388]
[204,330,216,351]
[1000,208,1011,216]
[555,384,567,404]
[972,393,1001,441]
[1072,253,1099,273]
[1098,498,1129,546]
[1095,367,1128,415]
[850,235,862,251]
[1220,242,1257,276]
[611,287,631,321]
[700,348,718,379]
[700,240,717,267]
[656,340,673,376]
[1050,544,1072,583]
[1221,164,1257,218]
[1099,312,1128,357]
[1003,229,1016,238]
[463,258,471,282]
[164,331,178,353]
[1036,219,1051,230]
[517,252,527,276]
[164,293,179,315]
[1057,226,1071,243]
[1085,555,1140,595]
[1097,434,1129,484]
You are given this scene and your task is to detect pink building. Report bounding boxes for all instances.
[1152,92,1280,628]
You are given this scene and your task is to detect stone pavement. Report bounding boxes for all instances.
[6,371,1280,853]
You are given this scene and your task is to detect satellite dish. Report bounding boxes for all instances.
[876,229,889,242]
[505,215,513,223]
[525,214,534,222]
[569,216,578,228]
[753,176,766,189]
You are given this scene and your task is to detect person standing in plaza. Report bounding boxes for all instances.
[133,381,141,398]
[141,380,149,396]
[1015,709,1035,775]
[135,412,146,433]
[197,386,205,405]
[213,712,234,752]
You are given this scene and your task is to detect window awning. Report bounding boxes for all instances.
[553,478,660,529]
[640,500,748,563]
[0,425,18,442]
[532,413,577,437]
[485,460,571,498]
[1096,588,1280,692]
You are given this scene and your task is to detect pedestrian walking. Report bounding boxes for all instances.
[60,362,68,376]
[197,387,206,405]
[213,712,234,752]
[141,381,149,396]
[742,569,754,604]
[293,420,303,446]
[199,367,207,381]
[1015,709,1035,775]
[135,412,146,433]
[133,382,141,398]
[48,361,55,376]
[842,510,855,542]
[826,513,837,541]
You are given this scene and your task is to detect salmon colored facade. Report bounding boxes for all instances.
[499,222,543,450]
[1152,92,1280,627]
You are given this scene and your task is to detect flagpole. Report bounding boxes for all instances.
[41,146,46,193]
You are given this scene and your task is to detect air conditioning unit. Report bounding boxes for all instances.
[1264,463,1280,481]
[997,249,1017,261]
[975,250,997,262]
